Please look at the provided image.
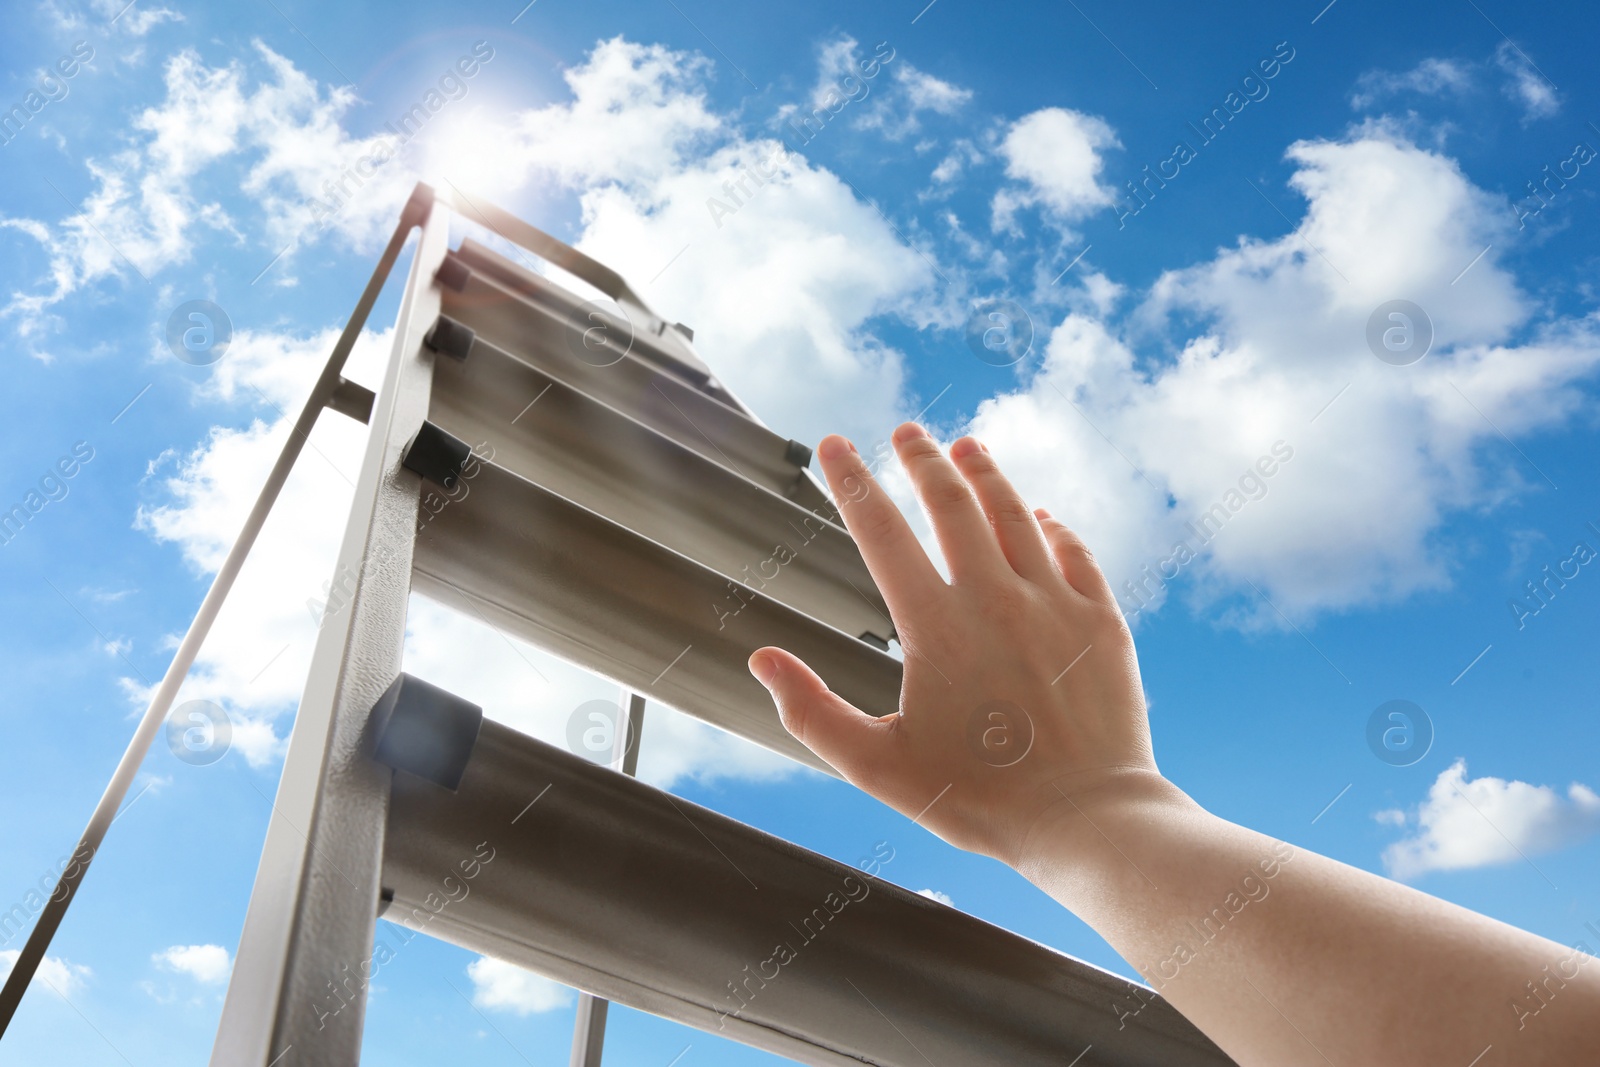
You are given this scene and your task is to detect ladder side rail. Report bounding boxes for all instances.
[209,199,453,1065]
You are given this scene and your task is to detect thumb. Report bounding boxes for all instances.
[749,646,892,782]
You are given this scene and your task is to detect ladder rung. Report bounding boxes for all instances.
[381,720,1238,1067]
[411,455,901,773]
[428,335,892,644]
[437,247,831,512]
[454,237,723,400]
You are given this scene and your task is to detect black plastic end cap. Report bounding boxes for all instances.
[673,321,695,342]
[402,421,472,490]
[858,631,890,652]
[425,315,475,361]
[436,255,470,292]
[784,439,813,469]
[370,673,483,791]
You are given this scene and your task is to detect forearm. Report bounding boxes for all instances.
[1017,773,1600,1067]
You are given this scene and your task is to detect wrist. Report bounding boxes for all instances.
[1012,768,1199,900]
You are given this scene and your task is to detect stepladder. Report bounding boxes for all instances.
[142,183,1240,1067]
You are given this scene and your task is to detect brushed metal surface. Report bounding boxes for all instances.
[434,248,833,514]
[409,456,901,774]
[428,333,892,644]
[382,721,1238,1067]
[211,204,449,1065]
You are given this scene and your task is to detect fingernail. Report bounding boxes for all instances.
[748,652,777,686]
[818,436,851,461]
[950,436,981,459]
[892,422,927,444]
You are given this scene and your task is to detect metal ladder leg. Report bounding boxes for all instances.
[568,691,647,1067]
[209,198,452,1066]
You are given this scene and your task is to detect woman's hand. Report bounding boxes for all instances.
[748,422,1164,867]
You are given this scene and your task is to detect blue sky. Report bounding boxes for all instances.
[3,0,1599,1063]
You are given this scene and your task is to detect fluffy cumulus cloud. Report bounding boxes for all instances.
[1378,760,1600,880]
[466,955,573,1015]
[0,949,91,995]
[152,943,231,983]
[916,888,954,906]
[970,126,1600,621]
[991,107,1121,234]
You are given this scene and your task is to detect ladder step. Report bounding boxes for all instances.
[410,454,901,773]
[454,238,723,400]
[436,244,831,512]
[380,720,1238,1067]
[428,336,892,644]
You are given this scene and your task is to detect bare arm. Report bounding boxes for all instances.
[749,424,1600,1067]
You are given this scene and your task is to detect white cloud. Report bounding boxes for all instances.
[1493,42,1559,122]
[127,325,390,767]
[991,107,1120,234]
[1380,760,1600,880]
[896,65,972,118]
[787,36,968,143]
[573,140,932,449]
[94,0,182,37]
[0,950,91,995]
[1349,47,1557,125]
[3,40,440,343]
[466,956,572,1015]
[425,36,721,199]
[928,138,983,189]
[153,943,231,984]
[916,888,954,906]
[859,63,972,141]
[970,127,1600,622]
[1350,58,1472,110]
[47,0,182,37]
